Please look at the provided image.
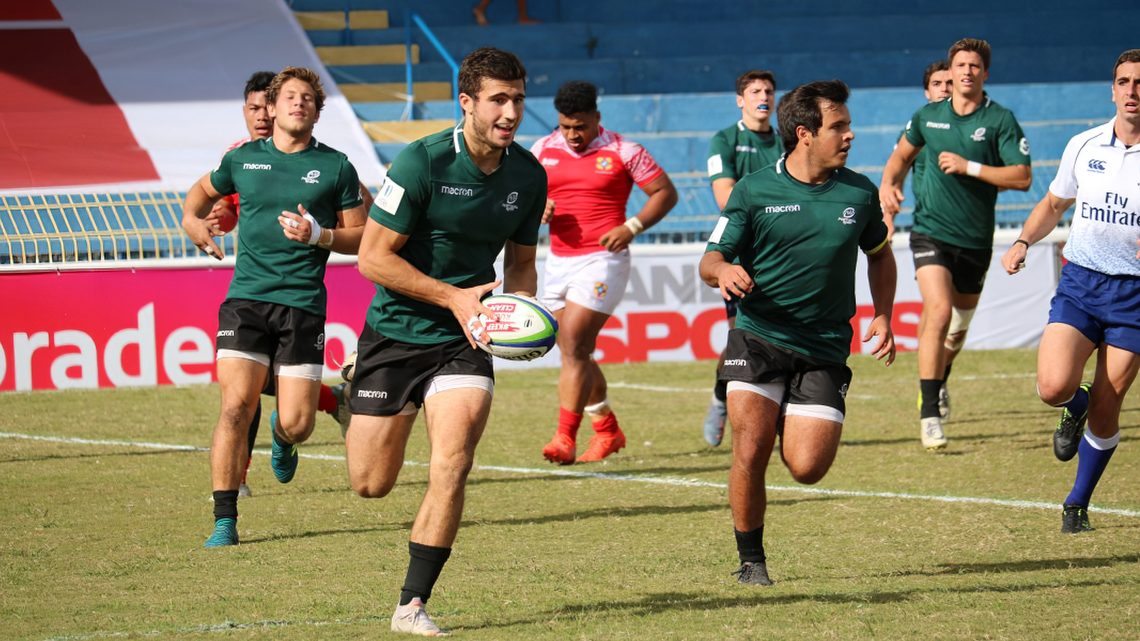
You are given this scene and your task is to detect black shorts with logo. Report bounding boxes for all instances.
[349,323,494,417]
[909,232,991,295]
[216,298,325,366]
[718,329,852,415]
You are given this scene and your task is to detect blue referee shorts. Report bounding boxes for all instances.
[1048,262,1140,354]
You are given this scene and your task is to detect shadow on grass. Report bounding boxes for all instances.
[463,496,837,528]
[457,575,1134,632]
[935,553,1140,574]
[0,448,195,465]
[242,522,410,544]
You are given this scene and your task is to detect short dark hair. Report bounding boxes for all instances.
[244,71,275,100]
[553,81,597,115]
[736,70,777,96]
[948,38,991,70]
[776,80,850,152]
[922,60,949,89]
[267,66,326,114]
[458,47,527,97]
[1113,49,1140,78]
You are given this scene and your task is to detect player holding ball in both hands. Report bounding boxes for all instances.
[530,80,677,465]
[342,47,547,636]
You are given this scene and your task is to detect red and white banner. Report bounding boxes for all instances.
[0,0,385,194]
[0,241,1057,391]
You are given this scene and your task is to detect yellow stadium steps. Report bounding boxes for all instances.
[363,119,455,143]
[340,82,452,103]
[316,44,417,66]
[294,10,389,30]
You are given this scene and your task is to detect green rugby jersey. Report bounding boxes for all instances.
[705,158,889,364]
[903,95,1030,249]
[367,125,547,344]
[707,121,784,184]
[211,138,363,316]
[898,126,936,211]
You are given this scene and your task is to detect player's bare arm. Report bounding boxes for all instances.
[1002,191,1075,274]
[599,173,678,252]
[502,240,538,296]
[358,218,498,348]
[879,137,921,228]
[204,199,235,237]
[863,242,897,365]
[541,198,556,224]
[181,174,225,260]
[711,177,737,211]
[699,250,753,301]
[937,152,1032,190]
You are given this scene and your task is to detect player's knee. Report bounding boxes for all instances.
[943,307,974,351]
[560,338,596,362]
[351,474,396,498]
[275,412,315,443]
[787,461,830,485]
[431,452,475,487]
[218,402,253,430]
[1035,379,1074,407]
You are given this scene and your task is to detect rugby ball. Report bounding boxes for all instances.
[477,294,558,361]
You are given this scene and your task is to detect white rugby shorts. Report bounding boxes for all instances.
[540,248,630,315]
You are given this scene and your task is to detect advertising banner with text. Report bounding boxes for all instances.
[0,242,1056,391]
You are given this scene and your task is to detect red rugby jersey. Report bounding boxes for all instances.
[530,127,664,256]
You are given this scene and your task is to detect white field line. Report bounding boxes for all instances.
[3,431,1137,518]
[39,615,388,641]
[606,372,1038,397]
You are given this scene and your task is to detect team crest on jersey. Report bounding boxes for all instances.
[838,207,857,225]
[595,157,614,172]
[1019,137,1030,155]
[314,333,325,350]
[594,282,608,299]
[501,191,520,212]
[302,170,321,184]
[970,127,986,142]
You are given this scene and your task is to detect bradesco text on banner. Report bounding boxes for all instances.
[0,241,1055,389]
[0,263,373,392]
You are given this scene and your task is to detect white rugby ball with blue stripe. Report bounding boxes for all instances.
[477,294,558,361]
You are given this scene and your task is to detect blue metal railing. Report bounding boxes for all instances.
[405,11,460,122]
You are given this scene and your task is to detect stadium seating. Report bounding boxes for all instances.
[0,193,234,264]
[4,1,1130,262]
[290,0,1125,242]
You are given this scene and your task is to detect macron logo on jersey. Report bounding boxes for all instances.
[925,122,951,130]
[765,204,801,213]
[242,163,272,170]
[440,184,476,197]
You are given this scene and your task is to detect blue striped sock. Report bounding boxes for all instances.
[1064,429,1118,507]
[1062,386,1089,418]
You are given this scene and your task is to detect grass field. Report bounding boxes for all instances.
[2,350,1139,641]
